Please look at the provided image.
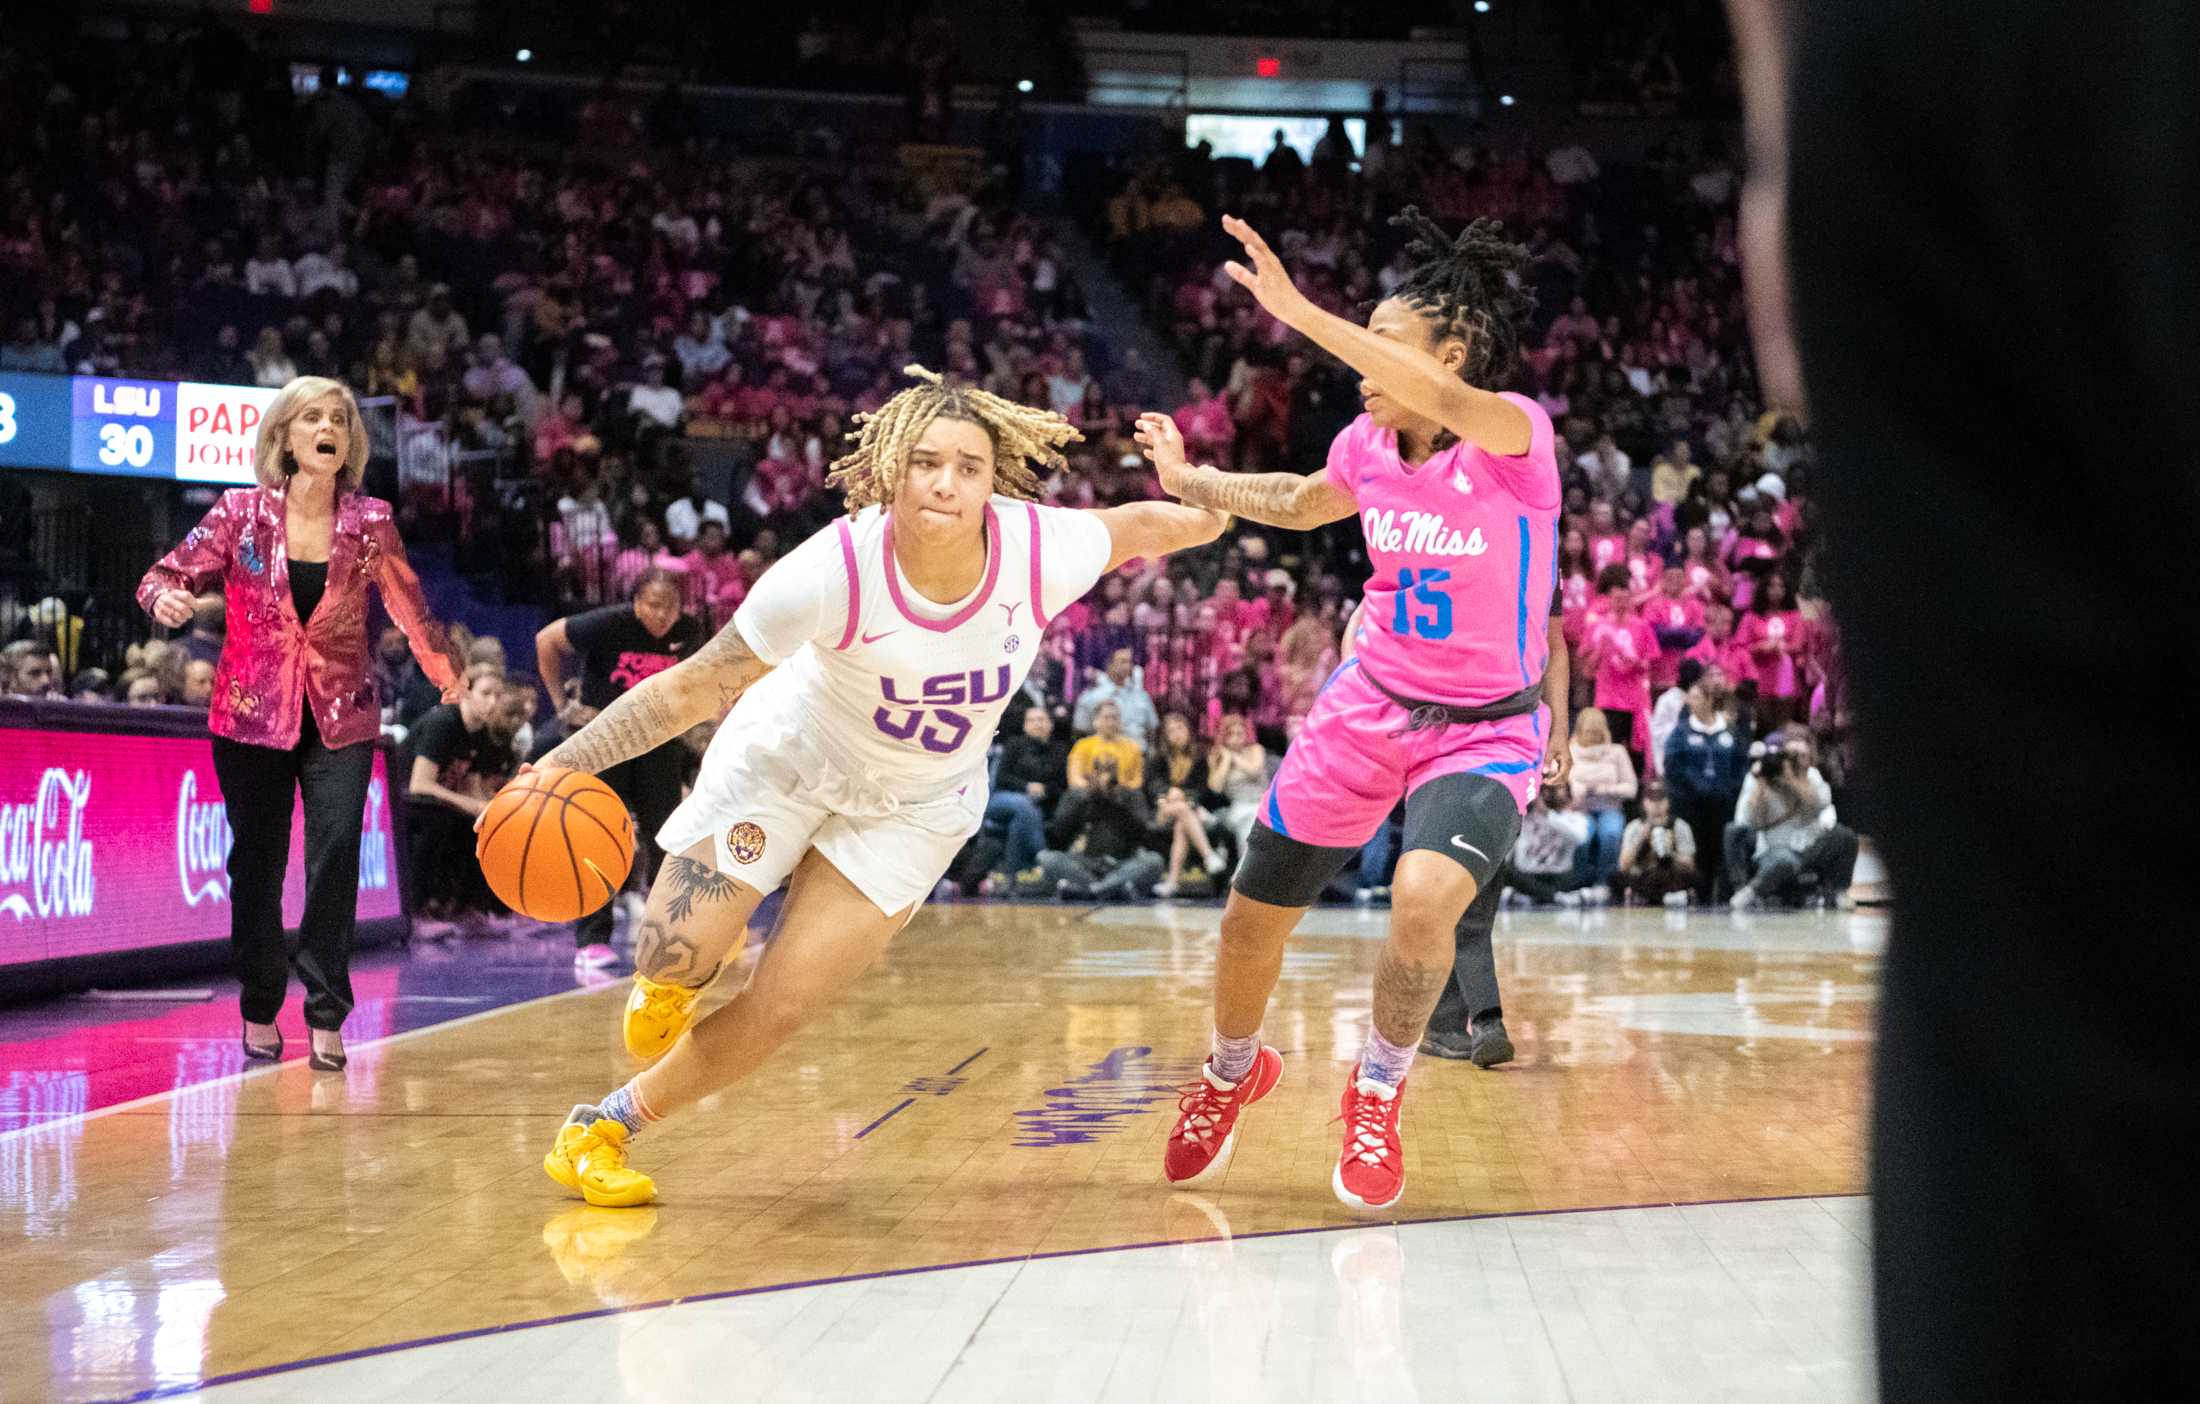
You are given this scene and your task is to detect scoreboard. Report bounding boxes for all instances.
[0,371,277,484]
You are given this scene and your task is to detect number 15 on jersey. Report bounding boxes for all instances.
[1390,568,1453,641]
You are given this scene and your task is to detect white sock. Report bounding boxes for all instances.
[1358,1027,1416,1089]
[1210,1029,1260,1084]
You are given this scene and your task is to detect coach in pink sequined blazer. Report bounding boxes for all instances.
[138,463,461,748]
[138,375,464,1067]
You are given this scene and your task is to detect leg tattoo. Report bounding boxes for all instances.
[661,855,739,924]
[1371,949,1452,1047]
[634,918,709,985]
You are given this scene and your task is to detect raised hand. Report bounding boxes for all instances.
[1133,411,1193,496]
[1219,215,1313,329]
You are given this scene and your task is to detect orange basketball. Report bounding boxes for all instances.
[474,767,636,922]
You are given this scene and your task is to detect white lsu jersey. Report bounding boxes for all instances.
[730,495,1113,802]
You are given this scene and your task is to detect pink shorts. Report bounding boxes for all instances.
[1263,661,1548,849]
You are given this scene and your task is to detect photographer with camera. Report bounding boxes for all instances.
[1726,725,1859,909]
[1036,751,1165,902]
[1618,780,1698,907]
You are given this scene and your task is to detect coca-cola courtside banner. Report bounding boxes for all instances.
[0,728,400,969]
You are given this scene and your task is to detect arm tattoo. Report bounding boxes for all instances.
[1371,948,1454,1047]
[538,621,767,772]
[692,618,769,718]
[538,681,683,775]
[1174,465,1347,530]
[661,854,739,923]
[634,918,709,985]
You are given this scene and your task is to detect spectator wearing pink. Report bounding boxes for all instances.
[611,518,688,600]
[1686,600,1755,693]
[1132,575,1187,632]
[693,364,748,419]
[1174,379,1235,468]
[683,520,745,630]
[1586,501,1627,575]
[1679,525,1729,602]
[1236,569,1297,640]
[552,478,614,598]
[1723,504,1784,611]
[1550,295,1599,345]
[1274,600,1340,721]
[1624,518,1662,597]
[1736,572,1807,725]
[1645,563,1707,689]
[1580,564,1659,760]
[532,394,589,464]
[742,455,811,519]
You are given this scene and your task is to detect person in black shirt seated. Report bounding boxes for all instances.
[1146,710,1226,899]
[986,706,1070,890]
[1036,755,1164,902]
[404,663,509,937]
[534,568,704,967]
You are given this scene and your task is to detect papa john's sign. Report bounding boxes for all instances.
[0,728,400,970]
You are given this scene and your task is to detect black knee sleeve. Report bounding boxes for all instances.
[1231,821,1360,908]
[1401,772,1524,892]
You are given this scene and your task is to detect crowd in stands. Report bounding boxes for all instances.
[2,19,1856,912]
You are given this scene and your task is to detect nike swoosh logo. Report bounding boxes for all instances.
[861,630,897,644]
[1449,835,1490,862]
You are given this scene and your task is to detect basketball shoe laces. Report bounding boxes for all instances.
[1174,1076,1241,1146]
[636,980,692,1023]
[1341,1084,1400,1171]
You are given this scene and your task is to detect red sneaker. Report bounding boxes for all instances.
[1332,1065,1407,1211]
[1163,1046,1283,1186]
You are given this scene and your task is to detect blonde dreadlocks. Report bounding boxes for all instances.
[826,365,1082,512]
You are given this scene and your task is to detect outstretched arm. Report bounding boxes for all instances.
[535,621,768,775]
[1217,214,1531,457]
[1091,499,1230,572]
[1132,411,1356,531]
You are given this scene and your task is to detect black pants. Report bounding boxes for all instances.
[1672,796,1733,902]
[1789,3,2200,1393]
[1731,825,1859,902]
[210,715,375,1030]
[405,800,496,913]
[576,741,686,946]
[1430,873,1504,1034]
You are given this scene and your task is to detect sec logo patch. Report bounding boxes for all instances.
[725,821,767,865]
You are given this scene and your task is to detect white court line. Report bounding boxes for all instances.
[0,979,614,1145]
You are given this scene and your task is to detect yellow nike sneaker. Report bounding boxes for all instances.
[543,1117,657,1207]
[623,972,708,1060]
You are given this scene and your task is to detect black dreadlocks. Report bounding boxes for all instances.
[1381,206,1536,389]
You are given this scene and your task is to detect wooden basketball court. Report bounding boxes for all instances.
[2,902,1879,1402]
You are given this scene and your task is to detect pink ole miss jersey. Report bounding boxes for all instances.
[1326,395,1562,707]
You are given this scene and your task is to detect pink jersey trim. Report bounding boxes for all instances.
[881,502,1003,633]
[832,517,861,650]
[1025,501,1051,629]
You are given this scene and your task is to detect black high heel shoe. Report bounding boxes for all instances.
[307,1032,347,1072]
[242,1027,283,1061]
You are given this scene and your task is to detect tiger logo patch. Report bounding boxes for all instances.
[725,822,767,865]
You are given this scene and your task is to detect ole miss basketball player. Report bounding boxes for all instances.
[1145,211,1559,1210]
[528,367,1227,1206]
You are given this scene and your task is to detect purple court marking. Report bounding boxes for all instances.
[852,1097,915,1139]
[946,1046,988,1075]
[103,1187,1868,1403]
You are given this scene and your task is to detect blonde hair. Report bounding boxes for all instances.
[826,364,1080,512]
[255,376,369,491]
[1573,706,1612,747]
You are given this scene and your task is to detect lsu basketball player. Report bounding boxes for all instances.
[524,367,1227,1206]
[1146,212,1559,1210]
